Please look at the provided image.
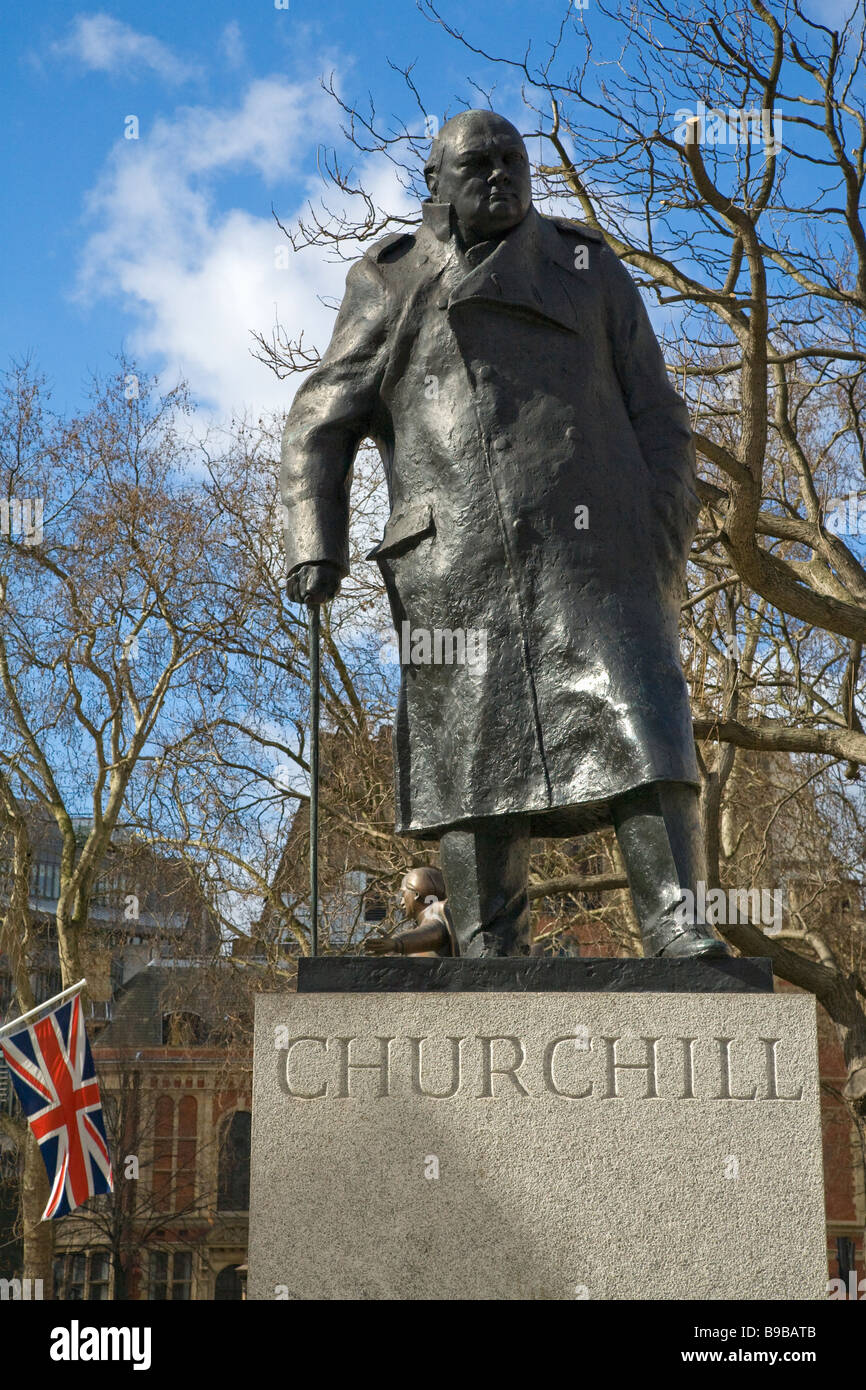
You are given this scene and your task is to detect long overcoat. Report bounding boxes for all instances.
[281,202,700,838]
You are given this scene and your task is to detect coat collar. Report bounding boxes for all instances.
[420,203,582,334]
[421,200,456,241]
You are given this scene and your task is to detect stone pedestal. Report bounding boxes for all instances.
[248,972,827,1300]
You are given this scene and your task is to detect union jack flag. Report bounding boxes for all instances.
[0,991,113,1218]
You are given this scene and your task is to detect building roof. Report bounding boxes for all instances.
[96,961,251,1049]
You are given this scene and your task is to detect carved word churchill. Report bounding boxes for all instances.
[276,1032,804,1102]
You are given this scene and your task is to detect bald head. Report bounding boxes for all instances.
[424,110,532,246]
[399,865,446,921]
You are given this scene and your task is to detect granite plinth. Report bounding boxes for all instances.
[249,988,826,1300]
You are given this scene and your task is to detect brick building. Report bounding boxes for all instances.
[0,811,220,1031]
[51,963,252,1301]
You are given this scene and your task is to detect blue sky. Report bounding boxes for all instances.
[1,0,853,420]
[1,0,576,420]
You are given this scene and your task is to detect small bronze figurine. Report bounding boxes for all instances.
[366,866,458,957]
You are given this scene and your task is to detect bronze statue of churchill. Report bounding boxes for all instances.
[281,109,730,963]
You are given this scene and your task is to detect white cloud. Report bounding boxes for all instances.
[51,13,197,83]
[74,76,416,420]
[220,21,245,69]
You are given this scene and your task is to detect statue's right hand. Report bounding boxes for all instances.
[286,562,342,606]
[366,935,404,957]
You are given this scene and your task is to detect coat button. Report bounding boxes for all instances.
[477,365,495,383]
[492,437,511,452]
[436,295,450,310]
[565,425,578,442]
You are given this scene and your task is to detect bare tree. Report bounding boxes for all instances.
[0,361,258,1285]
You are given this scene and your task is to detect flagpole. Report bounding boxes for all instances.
[0,979,86,1042]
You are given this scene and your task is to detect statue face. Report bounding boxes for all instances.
[433,115,532,242]
[398,879,418,919]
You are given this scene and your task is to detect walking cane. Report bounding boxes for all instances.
[308,603,321,957]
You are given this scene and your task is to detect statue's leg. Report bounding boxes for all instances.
[612,781,731,959]
[439,817,531,957]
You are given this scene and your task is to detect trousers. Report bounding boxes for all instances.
[438,780,706,957]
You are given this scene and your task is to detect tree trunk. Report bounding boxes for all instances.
[112,1238,129,1300]
[21,1130,53,1294]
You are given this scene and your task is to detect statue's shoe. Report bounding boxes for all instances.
[658,928,731,960]
[464,931,529,959]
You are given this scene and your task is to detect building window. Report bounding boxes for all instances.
[54,1251,112,1300]
[162,1011,206,1046]
[214,1264,245,1300]
[152,1094,197,1213]
[175,1096,197,1210]
[149,1250,193,1301]
[217,1110,251,1211]
[153,1095,174,1211]
[0,1054,16,1114]
[149,1251,168,1300]
[30,859,60,901]
[68,1252,87,1300]
[33,968,62,1003]
[89,1251,110,1300]
[172,1252,193,1300]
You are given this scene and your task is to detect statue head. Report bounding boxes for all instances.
[398,865,446,920]
[424,110,532,245]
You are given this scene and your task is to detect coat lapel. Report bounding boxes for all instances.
[445,207,581,335]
